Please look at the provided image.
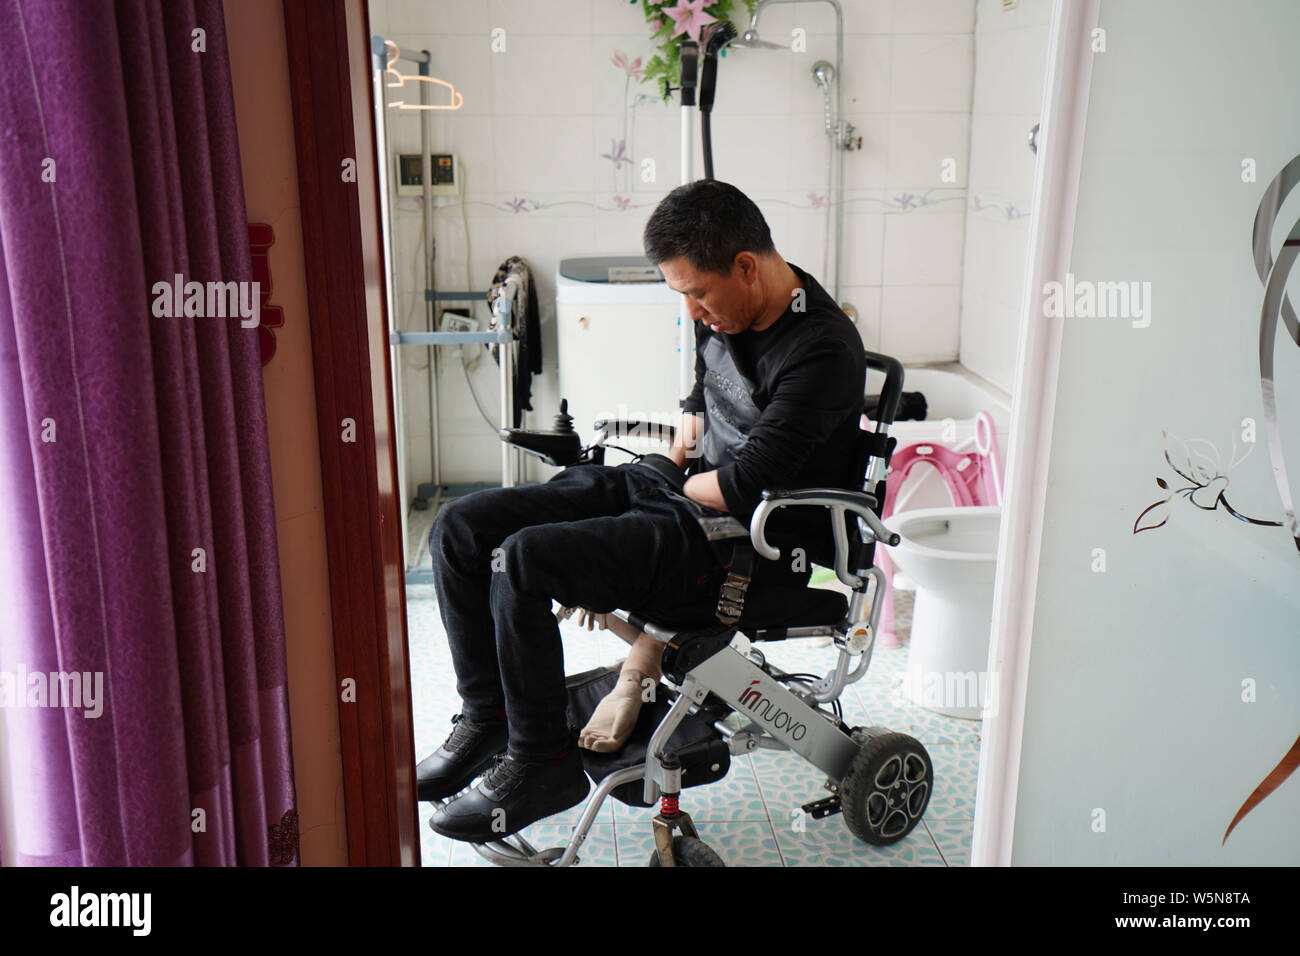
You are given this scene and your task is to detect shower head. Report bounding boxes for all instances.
[812,60,835,89]
[699,20,736,116]
[703,20,738,56]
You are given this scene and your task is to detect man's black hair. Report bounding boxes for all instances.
[642,180,776,275]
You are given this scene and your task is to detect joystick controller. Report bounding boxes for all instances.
[499,399,585,467]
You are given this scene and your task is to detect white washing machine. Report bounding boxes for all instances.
[555,255,684,456]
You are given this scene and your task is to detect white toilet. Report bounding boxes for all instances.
[887,506,1001,719]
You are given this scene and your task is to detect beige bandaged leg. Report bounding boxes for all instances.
[578,629,663,753]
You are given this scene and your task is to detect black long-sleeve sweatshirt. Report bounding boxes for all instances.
[681,262,867,571]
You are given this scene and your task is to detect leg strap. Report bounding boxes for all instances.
[652,485,755,628]
[715,539,754,627]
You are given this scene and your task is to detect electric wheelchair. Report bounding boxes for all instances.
[430,351,933,866]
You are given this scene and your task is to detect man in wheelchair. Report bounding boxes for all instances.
[420,179,868,843]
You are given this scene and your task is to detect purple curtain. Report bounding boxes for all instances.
[0,0,297,865]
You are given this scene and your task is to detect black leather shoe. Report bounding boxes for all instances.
[428,748,590,842]
[416,714,509,801]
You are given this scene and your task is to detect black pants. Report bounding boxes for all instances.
[430,461,740,761]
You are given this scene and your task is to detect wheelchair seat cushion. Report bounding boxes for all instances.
[737,584,847,629]
[627,582,848,637]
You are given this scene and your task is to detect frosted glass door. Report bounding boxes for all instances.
[1009,0,1300,864]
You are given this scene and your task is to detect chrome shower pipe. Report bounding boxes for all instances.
[812,60,835,286]
[740,0,845,300]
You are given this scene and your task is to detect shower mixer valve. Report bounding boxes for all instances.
[839,121,862,151]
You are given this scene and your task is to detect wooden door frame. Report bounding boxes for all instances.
[282,0,417,866]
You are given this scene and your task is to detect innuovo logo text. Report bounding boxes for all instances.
[738,679,808,740]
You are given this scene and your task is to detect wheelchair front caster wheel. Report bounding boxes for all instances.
[841,731,932,846]
[648,836,726,867]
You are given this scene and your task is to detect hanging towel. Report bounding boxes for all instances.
[486,256,543,428]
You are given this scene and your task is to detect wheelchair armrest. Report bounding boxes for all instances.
[498,427,584,467]
[591,418,676,444]
[749,487,899,591]
[762,487,880,509]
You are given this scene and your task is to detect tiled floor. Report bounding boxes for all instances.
[408,571,980,867]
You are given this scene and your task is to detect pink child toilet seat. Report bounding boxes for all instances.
[873,412,1002,647]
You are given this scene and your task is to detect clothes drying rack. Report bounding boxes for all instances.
[371,36,523,582]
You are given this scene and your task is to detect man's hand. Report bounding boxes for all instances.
[667,411,727,511]
[667,411,702,470]
[684,470,727,512]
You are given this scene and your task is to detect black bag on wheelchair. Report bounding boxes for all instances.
[564,666,731,807]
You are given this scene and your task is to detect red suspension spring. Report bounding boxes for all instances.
[660,793,679,816]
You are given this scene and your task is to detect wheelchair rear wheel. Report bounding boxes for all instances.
[648,836,726,867]
[841,729,933,846]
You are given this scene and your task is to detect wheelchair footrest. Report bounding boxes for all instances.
[565,667,731,808]
[801,795,842,820]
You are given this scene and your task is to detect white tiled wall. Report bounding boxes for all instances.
[369,0,977,490]
[957,0,1052,393]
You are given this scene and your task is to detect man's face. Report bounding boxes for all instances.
[657,255,758,335]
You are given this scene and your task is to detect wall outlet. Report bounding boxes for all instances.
[440,311,475,333]
[429,154,458,197]
[395,153,460,197]
[396,154,423,196]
